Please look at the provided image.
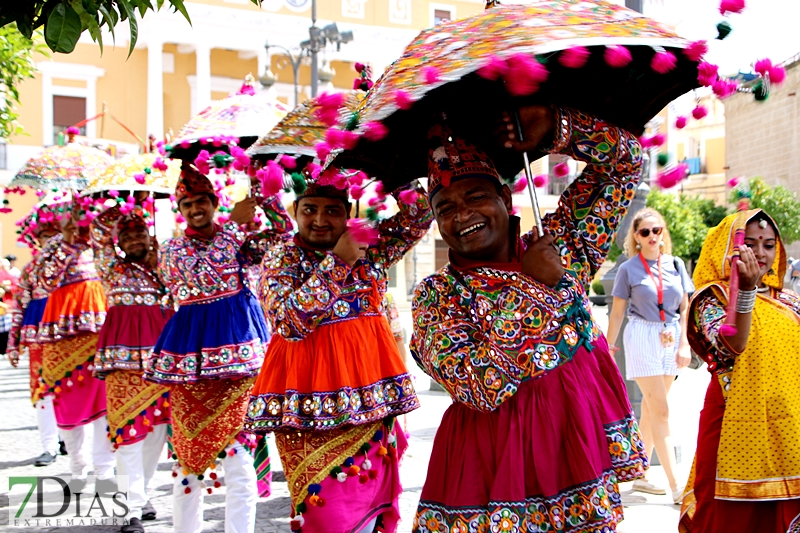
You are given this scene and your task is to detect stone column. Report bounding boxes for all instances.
[146,38,164,140]
[195,43,212,113]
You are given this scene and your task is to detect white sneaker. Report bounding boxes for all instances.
[632,479,667,495]
[672,486,685,504]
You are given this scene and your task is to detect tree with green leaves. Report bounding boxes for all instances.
[733,177,800,245]
[0,0,245,55]
[0,24,47,139]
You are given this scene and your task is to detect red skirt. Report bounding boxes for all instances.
[680,379,800,533]
[414,343,646,533]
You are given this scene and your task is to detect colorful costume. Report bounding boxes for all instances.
[91,206,173,522]
[146,168,291,533]
[411,108,647,533]
[38,232,114,481]
[245,183,432,533]
[679,210,800,533]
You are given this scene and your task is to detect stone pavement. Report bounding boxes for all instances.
[0,305,710,533]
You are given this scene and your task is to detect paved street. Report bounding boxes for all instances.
[0,304,711,533]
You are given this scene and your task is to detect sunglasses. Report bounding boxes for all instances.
[636,227,663,238]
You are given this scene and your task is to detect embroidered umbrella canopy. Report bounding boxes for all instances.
[167,75,291,162]
[12,138,114,191]
[247,92,363,163]
[328,0,705,230]
[83,152,182,197]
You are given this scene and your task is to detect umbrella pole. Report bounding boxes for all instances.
[514,110,544,235]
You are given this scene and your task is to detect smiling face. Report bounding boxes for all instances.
[178,194,217,232]
[36,229,59,248]
[744,219,777,284]
[633,215,664,255]
[119,227,151,262]
[295,197,350,249]
[432,177,513,262]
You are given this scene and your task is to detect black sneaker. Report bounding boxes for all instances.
[59,440,68,455]
[121,517,145,533]
[95,477,119,495]
[141,501,156,521]
[34,451,57,467]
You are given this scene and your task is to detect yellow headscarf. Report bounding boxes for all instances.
[689,209,800,501]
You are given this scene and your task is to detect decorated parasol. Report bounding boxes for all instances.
[12,130,114,190]
[83,152,182,197]
[167,75,291,162]
[328,0,708,231]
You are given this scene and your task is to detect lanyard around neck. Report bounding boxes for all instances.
[639,252,665,323]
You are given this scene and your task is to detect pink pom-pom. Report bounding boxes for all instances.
[559,46,590,69]
[754,58,772,76]
[655,163,690,189]
[727,176,741,188]
[477,55,508,81]
[317,92,345,110]
[347,218,379,246]
[605,46,632,68]
[712,79,738,99]
[692,105,709,120]
[719,324,738,336]
[719,0,745,15]
[363,121,389,142]
[109,190,120,198]
[349,171,367,187]
[697,62,719,86]
[194,150,211,175]
[553,162,570,178]
[341,131,359,150]
[66,126,80,136]
[769,65,786,84]
[349,186,364,200]
[683,40,708,62]
[325,129,346,149]
[675,116,688,129]
[152,157,169,172]
[422,66,441,85]
[353,77,364,90]
[134,173,147,185]
[315,142,332,162]
[259,160,285,196]
[277,154,297,170]
[398,189,419,205]
[504,54,548,97]
[513,178,527,193]
[354,62,366,73]
[533,174,550,189]
[650,133,666,147]
[652,50,677,74]
[394,90,413,110]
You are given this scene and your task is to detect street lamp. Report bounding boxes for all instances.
[260,0,355,106]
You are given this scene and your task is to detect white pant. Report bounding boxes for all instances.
[60,416,116,480]
[116,424,167,519]
[36,396,60,455]
[173,442,257,533]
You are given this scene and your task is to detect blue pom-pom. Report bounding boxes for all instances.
[343,457,354,467]
[372,430,383,442]
[181,478,189,486]
[76,365,83,370]
[140,410,148,416]
[308,483,322,494]
[116,428,123,435]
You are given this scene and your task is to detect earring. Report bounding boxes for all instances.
[659,241,664,247]
[635,242,641,250]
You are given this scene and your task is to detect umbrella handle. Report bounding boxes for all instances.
[513,110,544,235]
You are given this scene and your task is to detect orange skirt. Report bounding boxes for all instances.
[39,280,106,343]
[245,315,418,433]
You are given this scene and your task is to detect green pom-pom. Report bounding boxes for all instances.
[657,153,669,167]
[144,167,152,174]
[2,199,9,205]
[365,207,380,222]
[359,443,371,454]
[127,419,135,425]
[218,451,226,459]
[164,145,173,152]
[330,466,342,478]
[291,173,307,195]
[296,503,307,514]
[754,80,769,101]
[716,21,732,40]
[65,371,73,377]
[345,112,360,131]
[172,453,178,460]
[197,474,204,480]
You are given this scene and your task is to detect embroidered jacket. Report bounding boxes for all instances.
[7,259,49,354]
[411,107,643,412]
[260,182,432,340]
[37,234,106,342]
[92,206,173,310]
[159,193,291,306]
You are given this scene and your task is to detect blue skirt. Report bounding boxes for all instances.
[22,297,48,327]
[147,290,269,384]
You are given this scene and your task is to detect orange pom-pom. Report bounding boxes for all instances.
[163,400,170,407]
[377,446,388,457]
[309,494,320,506]
[347,465,360,476]
[77,374,84,382]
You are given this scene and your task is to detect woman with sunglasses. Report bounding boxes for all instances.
[607,207,694,503]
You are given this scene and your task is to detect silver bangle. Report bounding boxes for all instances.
[735,288,757,314]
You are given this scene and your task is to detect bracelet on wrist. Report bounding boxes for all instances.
[735,287,757,314]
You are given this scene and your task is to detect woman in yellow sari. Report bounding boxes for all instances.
[680,209,800,533]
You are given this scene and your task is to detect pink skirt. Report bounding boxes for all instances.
[414,342,647,532]
[95,305,174,376]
